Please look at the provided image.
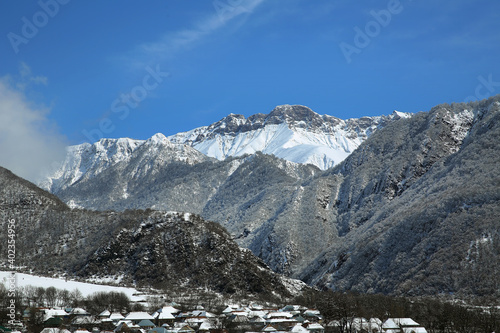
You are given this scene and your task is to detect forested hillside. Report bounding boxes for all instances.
[0,167,305,300]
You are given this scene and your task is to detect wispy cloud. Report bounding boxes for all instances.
[16,62,49,90]
[125,0,266,68]
[0,64,67,182]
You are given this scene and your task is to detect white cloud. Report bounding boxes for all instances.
[17,62,49,90]
[127,0,266,67]
[0,66,67,183]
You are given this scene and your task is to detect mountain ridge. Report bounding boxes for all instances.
[40,105,411,194]
[167,104,411,170]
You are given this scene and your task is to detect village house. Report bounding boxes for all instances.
[152,308,176,327]
[382,318,428,333]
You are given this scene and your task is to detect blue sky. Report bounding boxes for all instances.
[1,0,500,180]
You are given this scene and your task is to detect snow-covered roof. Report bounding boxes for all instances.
[156,311,175,320]
[228,314,249,323]
[43,309,68,321]
[383,319,399,329]
[307,323,324,330]
[248,310,267,318]
[222,306,234,313]
[383,318,427,333]
[99,310,111,317]
[198,321,213,331]
[266,311,293,319]
[281,305,304,312]
[249,303,264,310]
[268,318,297,324]
[384,318,421,328]
[109,312,125,320]
[71,316,100,325]
[186,317,206,325]
[115,320,139,329]
[125,312,155,321]
[191,310,215,318]
[304,309,320,315]
[391,318,420,327]
[71,307,89,315]
[159,306,180,314]
[291,324,309,333]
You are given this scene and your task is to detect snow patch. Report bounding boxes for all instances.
[0,271,145,301]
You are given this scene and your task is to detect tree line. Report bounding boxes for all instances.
[293,290,500,333]
[0,283,146,332]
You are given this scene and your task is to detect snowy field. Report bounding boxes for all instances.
[0,271,146,302]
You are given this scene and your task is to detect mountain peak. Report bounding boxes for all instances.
[263,105,324,127]
[391,110,412,120]
[167,105,407,170]
[269,104,317,119]
[146,132,170,146]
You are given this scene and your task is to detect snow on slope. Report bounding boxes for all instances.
[39,133,209,194]
[39,137,144,193]
[168,105,411,170]
[0,271,145,301]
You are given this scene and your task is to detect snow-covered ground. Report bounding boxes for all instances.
[0,271,146,302]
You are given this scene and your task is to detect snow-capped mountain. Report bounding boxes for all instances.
[40,133,211,194]
[168,105,411,170]
[40,105,409,193]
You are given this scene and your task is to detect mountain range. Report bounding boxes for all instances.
[8,96,500,298]
[41,105,410,196]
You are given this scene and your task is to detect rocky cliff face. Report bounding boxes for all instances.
[39,133,212,196]
[299,96,500,296]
